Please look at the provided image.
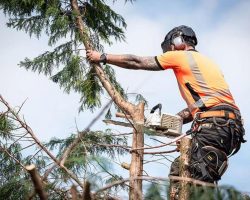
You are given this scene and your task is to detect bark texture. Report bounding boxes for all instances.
[179,137,191,200]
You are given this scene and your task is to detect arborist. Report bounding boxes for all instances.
[86,25,245,191]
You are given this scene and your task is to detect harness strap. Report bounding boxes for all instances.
[198,110,236,120]
[196,148,214,180]
[228,121,245,157]
[195,146,228,181]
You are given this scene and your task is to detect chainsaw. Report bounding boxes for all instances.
[144,103,183,137]
[104,103,183,137]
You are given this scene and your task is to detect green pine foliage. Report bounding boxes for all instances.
[143,182,250,200]
[0,177,31,200]
[0,0,131,112]
[1,107,129,198]
[189,185,250,200]
[47,129,128,157]
[0,114,14,140]
[144,183,164,200]
[0,142,68,199]
[0,141,31,199]
[20,41,75,76]
[45,129,128,191]
[0,112,45,199]
[105,174,126,191]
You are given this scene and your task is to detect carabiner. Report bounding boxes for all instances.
[194,111,205,122]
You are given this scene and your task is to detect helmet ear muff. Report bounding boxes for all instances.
[172,35,185,50]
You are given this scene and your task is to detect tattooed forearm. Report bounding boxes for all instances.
[176,108,193,124]
[141,56,162,71]
[86,50,163,71]
[107,54,163,71]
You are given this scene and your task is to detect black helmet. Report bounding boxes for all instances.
[161,25,198,52]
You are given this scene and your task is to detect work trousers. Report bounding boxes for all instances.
[169,116,244,183]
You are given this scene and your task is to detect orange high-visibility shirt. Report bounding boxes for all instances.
[155,50,238,116]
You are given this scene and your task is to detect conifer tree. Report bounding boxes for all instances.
[1,0,131,111]
[1,1,145,199]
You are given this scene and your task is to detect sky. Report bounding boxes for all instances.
[0,0,250,194]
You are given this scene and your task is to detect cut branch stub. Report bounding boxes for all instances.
[26,164,48,200]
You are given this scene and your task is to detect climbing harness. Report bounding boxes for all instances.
[188,105,246,182]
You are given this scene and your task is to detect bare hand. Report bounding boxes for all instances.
[86,50,102,63]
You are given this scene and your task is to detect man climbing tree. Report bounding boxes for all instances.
[86,25,246,197]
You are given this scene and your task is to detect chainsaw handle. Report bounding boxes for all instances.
[150,103,162,115]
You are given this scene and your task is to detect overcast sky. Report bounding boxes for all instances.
[1,0,250,193]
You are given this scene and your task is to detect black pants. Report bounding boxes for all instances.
[189,119,231,182]
[170,117,244,183]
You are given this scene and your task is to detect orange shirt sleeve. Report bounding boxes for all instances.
[156,51,183,70]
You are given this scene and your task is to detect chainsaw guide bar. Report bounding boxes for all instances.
[103,119,181,138]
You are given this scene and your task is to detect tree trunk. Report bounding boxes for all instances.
[129,102,144,200]
[179,137,191,200]
[70,1,144,199]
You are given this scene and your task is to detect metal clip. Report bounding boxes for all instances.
[194,112,205,122]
